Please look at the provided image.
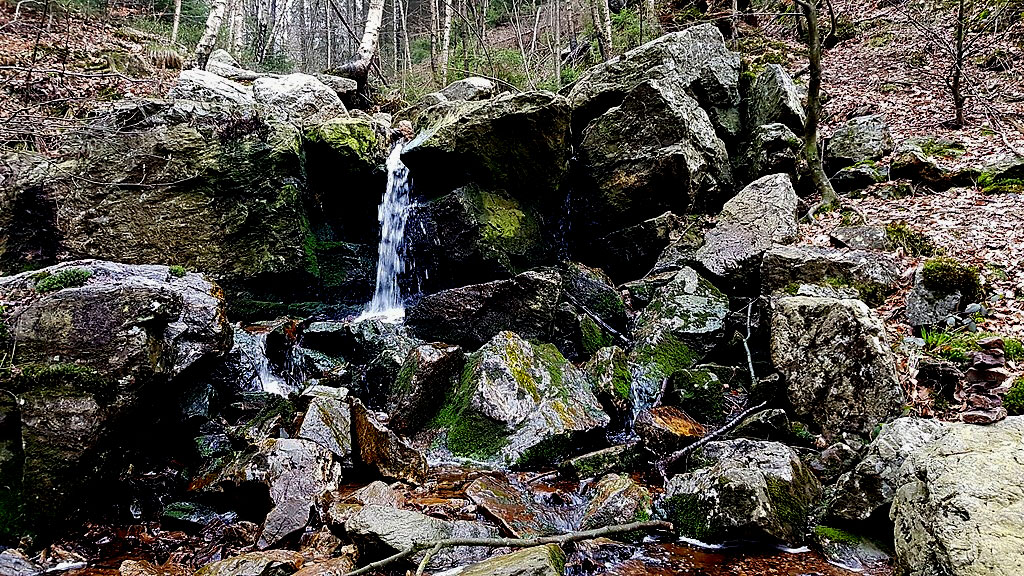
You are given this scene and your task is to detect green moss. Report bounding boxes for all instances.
[431,355,510,460]
[393,355,418,393]
[12,363,109,399]
[921,257,982,302]
[514,434,574,469]
[580,316,614,356]
[979,176,1024,195]
[612,360,631,400]
[765,476,807,536]
[814,525,862,545]
[662,493,711,540]
[35,267,92,293]
[304,118,378,161]
[886,221,937,256]
[918,138,965,158]
[668,370,724,425]
[168,265,187,278]
[791,421,815,442]
[505,338,540,402]
[1006,377,1024,416]
[635,332,698,379]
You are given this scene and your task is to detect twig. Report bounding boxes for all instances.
[414,542,442,576]
[342,520,673,576]
[656,401,768,482]
[742,300,757,391]
[562,291,630,347]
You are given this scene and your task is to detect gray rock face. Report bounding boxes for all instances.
[588,212,693,285]
[567,24,741,137]
[345,505,497,569]
[441,544,565,576]
[0,261,231,537]
[747,65,805,135]
[761,245,902,306]
[692,173,799,284]
[253,73,347,124]
[405,269,562,349]
[194,550,305,576]
[831,163,888,193]
[431,331,609,466]
[297,389,352,462]
[737,123,802,183]
[352,399,427,484]
[825,115,894,171]
[891,417,1024,576]
[906,266,963,328]
[770,296,904,441]
[662,439,822,544]
[578,75,733,232]
[401,91,570,199]
[581,473,651,530]
[212,438,341,547]
[387,343,463,435]
[169,69,254,104]
[889,137,967,188]
[440,76,497,101]
[831,417,946,521]
[829,225,890,251]
[314,73,359,99]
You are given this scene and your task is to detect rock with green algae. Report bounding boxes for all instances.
[580,473,652,531]
[404,184,551,292]
[746,64,805,135]
[561,262,627,332]
[439,543,566,576]
[812,526,891,573]
[400,90,570,200]
[660,438,822,545]
[891,416,1024,576]
[978,157,1024,194]
[905,257,982,328]
[577,74,733,234]
[386,342,463,435]
[193,550,304,576]
[427,331,609,466]
[0,260,231,542]
[583,346,634,428]
[760,245,901,307]
[890,137,973,189]
[824,115,894,172]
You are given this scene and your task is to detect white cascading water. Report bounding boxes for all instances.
[360,142,413,321]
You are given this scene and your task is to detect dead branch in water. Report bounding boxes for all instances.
[656,401,768,483]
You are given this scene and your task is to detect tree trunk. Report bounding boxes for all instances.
[554,0,561,87]
[597,0,613,59]
[439,0,453,84]
[796,0,838,213]
[195,0,227,69]
[333,0,385,86]
[951,0,967,127]
[171,0,182,44]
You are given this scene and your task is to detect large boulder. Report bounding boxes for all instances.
[585,212,694,285]
[747,64,805,135]
[577,75,733,233]
[891,417,1024,576]
[770,296,904,441]
[661,439,822,544]
[169,69,254,105]
[253,73,348,124]
[405,268,562,349]
[440,76,497,101]
[401,91,570,200]
[761,245,902,306]
[825,114,894,171]
[831,417,946,521]
[890,137,969,188]
[351,399,427,484]
[736,123,802,184]
[0,260,231,540]
[567,24,741,138]
[428,331,609,466]
[386,343,463,435]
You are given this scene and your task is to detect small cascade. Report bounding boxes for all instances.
[233,325,297,397]
[360,142,414,322]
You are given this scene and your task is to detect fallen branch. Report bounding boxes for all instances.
[656,401,768,482]
[343,520,673,576]
[562,291,630,347]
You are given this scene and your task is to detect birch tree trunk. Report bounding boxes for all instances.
[439,0,453,84]
[554,0,560,88]
[597,0,613,59]
[171,0,182,44]
[195,0,227,69]
[334,0,386,86]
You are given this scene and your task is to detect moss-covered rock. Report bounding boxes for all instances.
[664,369,726,425]
[584,346,634,428]
[824,115,894,172]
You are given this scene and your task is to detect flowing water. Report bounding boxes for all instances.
[360,142,413,322]
[232,324,296,396]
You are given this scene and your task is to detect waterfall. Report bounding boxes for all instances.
[361,142,413,322]
[233,325,295,396]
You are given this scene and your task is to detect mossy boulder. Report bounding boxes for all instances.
[824,115,894,172]
[906,257,983,328]
[664,369,726,425]
[746,64,805,135]
[890,137,971,189]
[580,473,652,530]
[576,75,733,235]
[583,346,634,429]
[445,544,566,576]
[978,158,1024,194]
[385,342,463,435]
[428,331,609,466]
[661,439,822,545]
[761,245,901,307]
[832,162,889,193]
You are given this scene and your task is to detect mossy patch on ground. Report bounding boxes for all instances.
[885,221,937,256]
[921,257,982,302]
[1006,377,1024,415]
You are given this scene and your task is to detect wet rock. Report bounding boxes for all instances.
[193,550,305,576]
[292,555,357,576]
[561,262,627,333]
[441,544,565,576]
[401,91,570,200]
[169,69,254,104]
[386,343,463,435]
[351,399,427,484]
[831,417,946,522]
[345,504,496,569]
[736,123,802,183]
[119,559,189,576]
[324,481,405,528]
[253,73,347,124]
[440,76,497,101]
[567,24,741,137]
[581,473,652,530]
[405,269,562,349]
[770,296,904,441]
[731,408,791,441]
[761,245,901,306]
[466,475,566,537]
[829,225,890,251]
[209,438,341,547]
[586,212,693,285]
[747,64,805,135]
[297,390,352,461]
[825,115,894,171]
[404,184,550,292]
[812,526,891,573]
[690,173,799,285]
[577,75,732,233]
[634,405,706,453]
[891,417,1024,576]
[558,443,644,480]
[430,331,609,466]
[0,550,44,576]
[583,346,633,428]
[663,369,726,425]
[662,439,822,545]
[161,501,226,532]
[0,260,231,539]
[565,538,636,575]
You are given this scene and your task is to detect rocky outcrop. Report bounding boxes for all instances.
[577,75,733,233]
[736,123,802,183]
[825,115,894,171]
[405,268,562,349]
[169,69,254,105]
[761,245,902,306]
[662,439,822,544]
[297,386,352,462]
[831,417,946,521]
[351,399,427,484]
[440,76,497,101]
[891,417,1024,576]
[386,343,463,435]
[586,212,694,284]
[253,73,348,124]
[747,65,805,135]
[0,260,231,540]
[770,296,904,441]
[429,331,609,466]
[567,23,741,137]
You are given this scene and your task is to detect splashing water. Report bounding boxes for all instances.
[233,325,295,396]
[360,142,413,322]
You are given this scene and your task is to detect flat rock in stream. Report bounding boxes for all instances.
[437,544,565,576]
[193,550,305,576]
[581,473,652,531]
[465,475,570,537]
